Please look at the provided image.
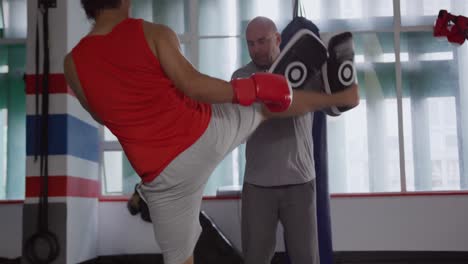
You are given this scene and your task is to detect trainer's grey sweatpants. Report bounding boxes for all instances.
[242,180,320,264]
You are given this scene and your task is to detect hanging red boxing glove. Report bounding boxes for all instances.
[455,14,468,41]
[434,10,451,37]
[434,10,467,45]
[447,23,465,45]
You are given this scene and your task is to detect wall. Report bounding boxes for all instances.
[0,202,23,258]
[97,194,468,254]
[2,194,468,259]
[330,195,468,251]
[85,194,468,255]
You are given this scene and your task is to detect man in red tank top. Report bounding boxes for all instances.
[64,1,359,264]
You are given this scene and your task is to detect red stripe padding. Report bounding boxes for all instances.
[0,200,24,204]
[98,195,244,202]
[98,195,130,202]
[26,176,99,198]
[25,74,76,96]
[93,191,468,202]
[332,191,468,198]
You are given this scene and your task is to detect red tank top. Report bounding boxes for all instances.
[72,18,211,182]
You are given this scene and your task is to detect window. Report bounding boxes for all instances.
[400,0,467,26]
[0,0,27,39]
[400,31,467,191]
[0,109,6,199]
[101,0,468,196]
[304,0,468,193]
[100,125,141,195]
[0,0,27,200]
[302,0,394,32]
[0,43,26,200]
[1,0,4,38]
[1,47,8,200]
[327,30,401,193]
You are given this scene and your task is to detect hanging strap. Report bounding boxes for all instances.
[293,0,298,18]
[293,0,306,18]
[39,0,51,234]
[34,18,40,161]
[24,4,60,264]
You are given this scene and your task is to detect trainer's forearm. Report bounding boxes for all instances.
[263,90,346,118]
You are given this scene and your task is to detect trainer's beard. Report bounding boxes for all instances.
[253,54,275,71]
[253,60,272,71]
[257,64,270,71]
[256,52,280,72]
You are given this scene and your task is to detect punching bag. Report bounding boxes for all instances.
[311,110,334,264]
[280,1,334,263]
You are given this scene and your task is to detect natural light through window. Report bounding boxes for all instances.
[1,109,7,199]
[251,0,282,23]
[103,151,123,193]
[354,52,454,64]
[339,0,362,19]
[0,65,8,73]
[2,0,8,30]
[428,97,460,190]
[2,0,27,38]
[401,0,452,16]
[104,127,117,141]
[329,98,402,193]
[0,3,4,31]
[403,97,461,191]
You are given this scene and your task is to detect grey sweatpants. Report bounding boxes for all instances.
[139,103,263,264]
[242,180,320,264]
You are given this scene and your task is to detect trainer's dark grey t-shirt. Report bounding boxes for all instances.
[232,62,315,187]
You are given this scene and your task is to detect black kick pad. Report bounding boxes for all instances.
[269,28,328,90]
[322,31,356,116]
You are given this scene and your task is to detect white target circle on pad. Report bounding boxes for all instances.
[338,60,355,87]
[285,61,307,88]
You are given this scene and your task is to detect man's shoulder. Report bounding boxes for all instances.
[143,21,173,37]
[232,62,258,79]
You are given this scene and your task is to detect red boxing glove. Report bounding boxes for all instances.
[434,10,451,37]
[231,73,292,112]
[230,77,257,106]
[447,24,465,45]
[433,10,467,45]
[455,15,468,42]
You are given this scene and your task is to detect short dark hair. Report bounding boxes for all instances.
[81,0,122,20]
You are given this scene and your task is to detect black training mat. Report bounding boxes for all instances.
[79,210,243,264]
[194,211,243,264]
